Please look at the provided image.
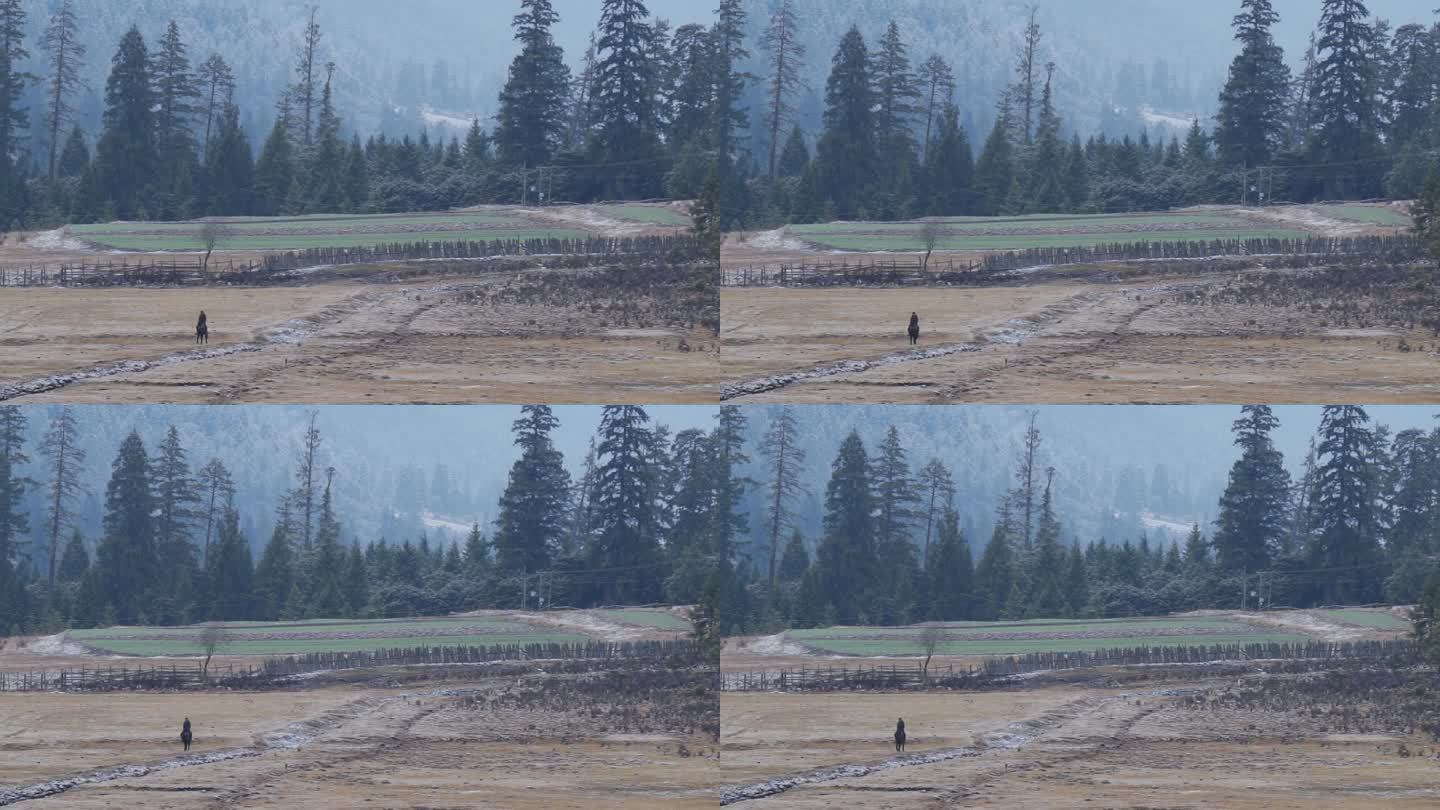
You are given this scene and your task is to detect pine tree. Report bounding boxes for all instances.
[591,0,662,198]
[41,406,83,587]
[197,53,235,163]
[917,54,956,161]
[253,117,294,216]
[925,104,975,215]
[153,426,201,621]
[973,514,1015,621]
[587,406,664,603]
[816,27,877,219]
[760,0,804,179]
[777,529,809,582]
[873,20,921,206]
[758,406,804,587]
[495,0,571,168]
[1029,470,1067,616]
[494,405,572,574]
[253,509,295,620]
[207,103,254,215]
[712,0,750,162]
[1213,406,1291,573]
[96,431,158,623]
[309,470,346,617]
[1214,0,1292,168]
[96,27,158,219]
[292,8,322,147]
[196,458,235,567]
[815,431,876,623]
[40,0,85,182]
[206,508,253,620]
[0,406,29,578]
[307,65,345,212]
[1029,64,1066,212]
[974,107,1016,216]
[1012,7,1043,144]
[1308,405,1386,603]
[776,124,809,178]
[57,529,89,582]
[873,426,921,623]
[344,544,367,616]
[153,20,201,216]
[1311,0,1382,197]
[926,508,973,620]
[0,0,31,161]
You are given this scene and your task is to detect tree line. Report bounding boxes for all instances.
[0,0,746,230]
[723,405,1440,635]
[0,405,744,634]
[727,0,1440,229]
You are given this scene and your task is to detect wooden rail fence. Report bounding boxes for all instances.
[720,639,1420,692]
[0,639,700,692]
[721,234,1423,287]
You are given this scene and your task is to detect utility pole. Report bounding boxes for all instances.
[1240,568,1248,610]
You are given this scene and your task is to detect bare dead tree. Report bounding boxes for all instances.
[197,53,235,161]
[918,625,944,683]
[41,0,85,181]
[294,6,322,146]
[920,220,948,272]
[197,624,233,679]
[197,458,235,565]
[198,221,234,273]
[760,0,806,179]
[1013,6,1042,144]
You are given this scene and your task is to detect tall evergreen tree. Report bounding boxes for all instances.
[591,0,662,197]
[586,405,664,603]
[926,508,973,620]
[494,0,571,168]
[815,430,876,623]
[96,26,158,218]
[494,405,572,574]
[760,0,804,179]
[96,431,158,623]
[40,0,85,182]
[0,406,29,579]
[1308,405,1386,602]
[41,406,83,587]
[1214,0,1292,168]
[1213,406,1291,573]
[815,27,876,219]
[0,0,30,161]
[1311,0,1383,196]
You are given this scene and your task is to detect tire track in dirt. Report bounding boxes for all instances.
[719,290,1108,400]
[0,695,387,806]
[720,688,1195,805]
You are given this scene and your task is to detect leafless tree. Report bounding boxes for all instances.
[918,625,944,683]
[920,220,948,272]
[918,54,955,161]
[198,221,234,273]
[197,54,236,161]
[197,624,233,679]
[1013,6,1043,144]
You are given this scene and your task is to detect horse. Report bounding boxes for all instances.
[181,717,193,751]
[196,311,208,345]
[907,312,920,346]
[894,718,906,752]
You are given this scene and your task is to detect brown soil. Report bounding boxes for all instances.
[1,268,717,404]
[720,269,1440,404]
[720,678,1440,808]
[4,670,718,808]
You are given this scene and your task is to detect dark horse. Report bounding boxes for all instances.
[894,717,906,752]
[196,311,208,344]
[907,312,920,346]
[181,717,193,751]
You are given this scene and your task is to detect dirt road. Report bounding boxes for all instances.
[1,269,717,404]
[721,269,1440,404]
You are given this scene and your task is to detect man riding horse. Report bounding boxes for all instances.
[907,312,920,345]
[196,311,208,345]
[894,717,906,752]
[181,717,193,751]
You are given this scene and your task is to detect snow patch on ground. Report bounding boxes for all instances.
[0,343,264,402]
[522,609,648,642]
[420,511,475,536]
[721,341,984,400]
[1140,512,1193,537]
[1238,205,1372,237]
[741,227,812,252]
[742,633,811,657]
[419,105,477,132]
[24,632,92,657]
[21,227,92,252]
[522,205,646,237]
[1231,610,1371,642]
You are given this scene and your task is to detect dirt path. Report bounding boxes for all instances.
[720,690,1168,805]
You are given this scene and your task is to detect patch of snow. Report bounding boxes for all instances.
[721,341,984,400]
[1234,609,1371,642]
[24,632,92,657]
[1138,105,1196,131]
[420,511,475,536]
[419,105,478,132]
[22,227,91,252]
[1140,512,1192,536]
[522,609,649,642]
[743,633,810,657]
[521,205,647,237]
[742,227,812,252]
[0,343,265,402]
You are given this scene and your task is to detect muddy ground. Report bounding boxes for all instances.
[721,264,1440,404]
[720,667,1440,808]
[0,264,717,404]
[1,663,719,808]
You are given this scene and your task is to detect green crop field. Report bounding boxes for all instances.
[1314,204,1413,226]
[789,211,1311,252]
[1322,608,1411,630]
[70,617,589,656]
[70,210,591,251]
[594,204,690,226]
[599,608,691,630]
[786,616,1309,656]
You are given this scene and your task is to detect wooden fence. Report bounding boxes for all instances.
[0,639,700,693]
[720,234,1423,287]
[0,234,703,288]
[720,639,1420,692]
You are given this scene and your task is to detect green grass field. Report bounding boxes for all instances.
[787,616,1309,656]
[1321,608,1411,630]
[789,211,1312,252]
[1314,204,1413,226]
[599,608,691,630]
[70,210,591,251]
[594,204,690,226]
[71,617,589,656]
